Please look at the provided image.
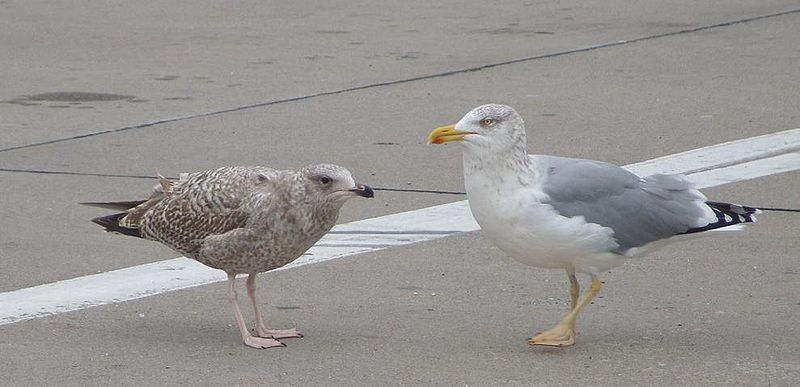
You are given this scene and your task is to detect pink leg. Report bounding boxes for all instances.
[227,273,285,349]
[246,273,303,340]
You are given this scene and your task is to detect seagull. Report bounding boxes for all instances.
[84,164,374,349]
[428,104,759,347]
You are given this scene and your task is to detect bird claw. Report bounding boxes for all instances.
[243,336,286,349]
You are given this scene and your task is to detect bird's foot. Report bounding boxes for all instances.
[527,324,576,347]
[256,327,304,340]
[243,335,286,349]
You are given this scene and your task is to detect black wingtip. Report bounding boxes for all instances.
[705,201,761,215]
[90,213,142,238]
[683,201,759,235]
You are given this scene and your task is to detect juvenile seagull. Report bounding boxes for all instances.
[85,164,374,349]
[428,104,759,347]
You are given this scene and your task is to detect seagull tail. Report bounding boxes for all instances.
[89,212,143,238]
[80,200,148,211]
[682,201,760,235]
[82,194,165,239]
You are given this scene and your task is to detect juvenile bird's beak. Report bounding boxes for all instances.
[349,184,374,198]
[428,124,474,145]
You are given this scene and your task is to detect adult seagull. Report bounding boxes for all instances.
[428,104,759,347]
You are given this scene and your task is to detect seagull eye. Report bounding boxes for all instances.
[480,118,495,127]
[319,176,331,184]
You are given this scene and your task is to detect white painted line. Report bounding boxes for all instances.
[627,128,800,177]
[689,152,800,189]
[0,201,479,326]
[1,131,799,326]
[294,201,478,266]
[0,258,226,326]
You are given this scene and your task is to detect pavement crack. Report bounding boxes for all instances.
[1,7,798,154]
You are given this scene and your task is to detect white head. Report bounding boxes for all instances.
[428,104,528,154]
[299,164,374,205]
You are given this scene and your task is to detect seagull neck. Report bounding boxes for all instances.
[461,141,535,186]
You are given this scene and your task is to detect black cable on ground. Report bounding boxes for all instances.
[2,167,798,212]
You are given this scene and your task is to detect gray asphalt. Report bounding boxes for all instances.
[1,1,798,385]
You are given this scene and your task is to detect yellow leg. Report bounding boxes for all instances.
[528,275,603,347]
[568,272,580,310]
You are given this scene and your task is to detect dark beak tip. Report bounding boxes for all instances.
[361,185,375,198]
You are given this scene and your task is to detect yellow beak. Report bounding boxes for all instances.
[428,124,474,145]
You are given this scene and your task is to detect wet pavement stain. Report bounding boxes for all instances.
[314,30,352,34]
[1,92,142,108]
[470,27,555,36]
[18,92,138,102]
[154,75,180,81]
[0,100,40,106]
[304,54,336,61]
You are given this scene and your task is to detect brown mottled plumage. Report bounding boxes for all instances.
[84,163,374,349]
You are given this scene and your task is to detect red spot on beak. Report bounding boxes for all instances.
[433,138,444,144]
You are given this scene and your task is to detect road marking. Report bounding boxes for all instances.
[0,201,479,326]
[628,128,800,177]
[689,152,800,189]
[1,130,799,326]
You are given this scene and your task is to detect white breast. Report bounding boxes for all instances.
[464,169,625,274]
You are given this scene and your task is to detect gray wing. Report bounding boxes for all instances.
[532,155,713,252]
